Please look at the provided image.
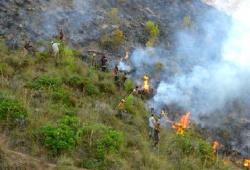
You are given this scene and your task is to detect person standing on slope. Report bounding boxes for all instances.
[149,114,156,139]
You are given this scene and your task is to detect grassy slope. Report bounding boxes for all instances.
[0,41,240,170]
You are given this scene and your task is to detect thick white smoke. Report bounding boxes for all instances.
[129,0,250,154]
[152,0,250,116]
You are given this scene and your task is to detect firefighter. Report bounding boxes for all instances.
[154,119,160,147]
[113,65,121,88]
[132,86,139,95]
[24,40,35,56]
[59,29,64,41]
[100,55,108,72]
[149,114,156,139]
[51,41,60,57]
[116,99,126,118]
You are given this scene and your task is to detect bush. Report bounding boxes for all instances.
[0,94,28,128]
[98,79,116,94]
[100,29,124,50]
[40,115,80,154]
[64,74,84,89]
[0,63,14,77]
[124,95,135,113]
[84,81,100,96]
[78,124,124,168]
[29,75,62,90]
[110,29,124,50]
[107,8,120,25]
[183,15,192,28]
[124,79,134,93]
[96,129,123,159]
[51,88,71,106]
[145,20,160,47]
[166,130,217,168]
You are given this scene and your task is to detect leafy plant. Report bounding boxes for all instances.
[96,128,123,159]
[84,81,100,96]
[124,79,134,93]
[0,94,28,128]
[29,75,62,90]
[64,74,84,88]
[145,20,160,46]
[40,115,80,154]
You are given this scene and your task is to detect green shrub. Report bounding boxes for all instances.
[64,74,84,88]
[0,94,28,128]
[84,81,100,96]
[100,29,124,50]
[98,79,116,94]
[124,95,134,113]
[29,75,62,90]
[183,15,192,27]
[107,8,120,25]
[78,124,123,168]
[110,29,124,50]
[51,88,71,106]
[0,63,14,77]
[40,124,75,154]
[81,159,102,169]
[40,115,80,154]
[166,130,217,168]
[96,129,123,159]
[146,20,160,38]
[145,20,160,47]
[124,79,134,93]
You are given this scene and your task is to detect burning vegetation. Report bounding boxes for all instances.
[244,159,250,169]
[172,112,190,135]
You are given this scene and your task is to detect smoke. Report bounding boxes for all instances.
[23,0,97,44]
[129,0,250,155]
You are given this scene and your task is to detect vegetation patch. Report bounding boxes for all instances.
[29,75,62,90]
[0,94,28,128]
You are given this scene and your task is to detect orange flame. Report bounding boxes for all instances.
[143,75,150,93]
[172,112,190,135]
[244,159,250,168]
[212,141,219,154]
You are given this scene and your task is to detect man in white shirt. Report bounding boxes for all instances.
[149,114,156,139]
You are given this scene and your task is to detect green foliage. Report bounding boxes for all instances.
[166,130,217,168]
[145,20,160,47]
[100,29,124,50]
[51,88,72,106]
[111,29,124,49]
[124,95,135,114]
[64,74,84,88]
[0,94,28,128]
[97,79,117,94]
[0,63,14,77]
[84,81,100,96]
[96,129,123,159]
[29,75,62,90]
[124,79,134,93]
[40,115,80,154]
[183,15,192,27]
[78,124,124,168]
[107,8,120,25]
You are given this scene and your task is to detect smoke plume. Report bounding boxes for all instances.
[130,0,250,155]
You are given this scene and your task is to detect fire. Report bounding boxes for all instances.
[143,75,150,93]
[243,159,250,168]
[212,141,219,154]
[172,112,190,135]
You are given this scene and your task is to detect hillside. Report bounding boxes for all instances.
[1,0,250,169]
[0,40,240,170]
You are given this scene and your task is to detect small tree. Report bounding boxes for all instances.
[145,20,160,47]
